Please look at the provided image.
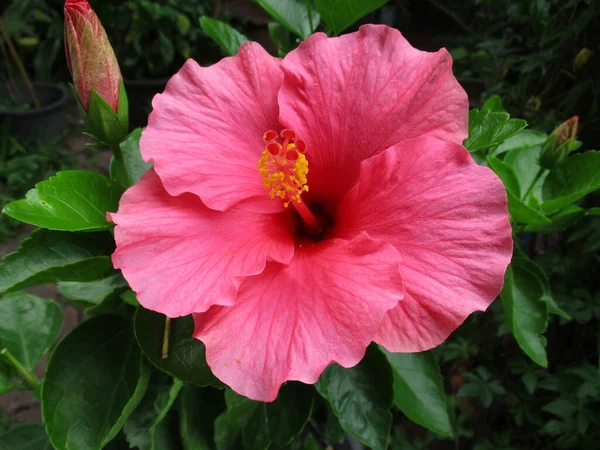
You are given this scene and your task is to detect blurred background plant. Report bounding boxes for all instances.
[91,0,220,80]
[0,123,74,241]
[388,0,599,147]
[1,0,76,241]
[0,0,66,84]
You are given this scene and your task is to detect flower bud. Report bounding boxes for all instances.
[574,48,592,71]
[553,116,579,149]
[539,116,579,170]
[64,0,121,112]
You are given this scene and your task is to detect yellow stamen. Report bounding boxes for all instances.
[258,137,309,208]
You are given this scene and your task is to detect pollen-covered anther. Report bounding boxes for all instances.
[257,129,309,207]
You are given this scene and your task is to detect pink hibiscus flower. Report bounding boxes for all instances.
[110,25,512,401]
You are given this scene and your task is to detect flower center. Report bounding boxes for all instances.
[258,129,309,206]
[258,129,321,233]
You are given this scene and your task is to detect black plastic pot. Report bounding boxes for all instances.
[124,78,169,128]
[0,82,68,142]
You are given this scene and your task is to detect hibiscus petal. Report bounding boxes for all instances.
[333,137,512,352]
[278,24,468,208]
[193,234,404,401]
[141,42,283,213]
[110,170,295,317]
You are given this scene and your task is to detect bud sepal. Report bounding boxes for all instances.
[83,79,129,148]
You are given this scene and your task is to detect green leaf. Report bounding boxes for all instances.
[480,95,504,113]
[117,79,130,137]
[110,128,153,188]
[506,190,551,226]
[0,424,52,450]
[541,295,571,320]
[542,151,600,214]
[180,386,226,450]
[215,382,313,450]
[504,145,546,202]
[0,229,115,294]
[316,346,393,450]
[302,435,321,450]
[508,248,569,319]
[324,409,345,444]
[177,13,191,34]
[134,308,222,388]
[2,171,123,232]
[254,0,320,39]
[57,273,129,308]
[500,250,549,367]
[540,419,564,436]
[315,0,389,36]
[215,390,271,450]
[522,372,537,394]
[199,16,249,56]
[121,290,140,307]
[124,372,183,450]
[464,108,527,153]
[0,292,63,372]
[487,156,521,196]
[268,22,293,57]
[265,382,314,446]
[490,129,547,157]
[525,205,586,234]
[486,155,549,225]
[543,397,578,419]
[381,349,453,437]
[42,314,151,450]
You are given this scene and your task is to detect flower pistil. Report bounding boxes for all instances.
[258,129,320,233]
[258,129,309,206]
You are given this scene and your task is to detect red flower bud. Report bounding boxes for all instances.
[64,0,122,112]
[539,116,580,170]
[553,115,579,148]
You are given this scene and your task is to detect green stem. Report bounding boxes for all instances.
[112,143,132,187]
[162,317,171,359]
[1,348,41,389]
[522,167,546,202]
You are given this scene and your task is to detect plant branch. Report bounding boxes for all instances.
[1,348,41,390]
[212,0,221,18]
[0,18,41,108]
